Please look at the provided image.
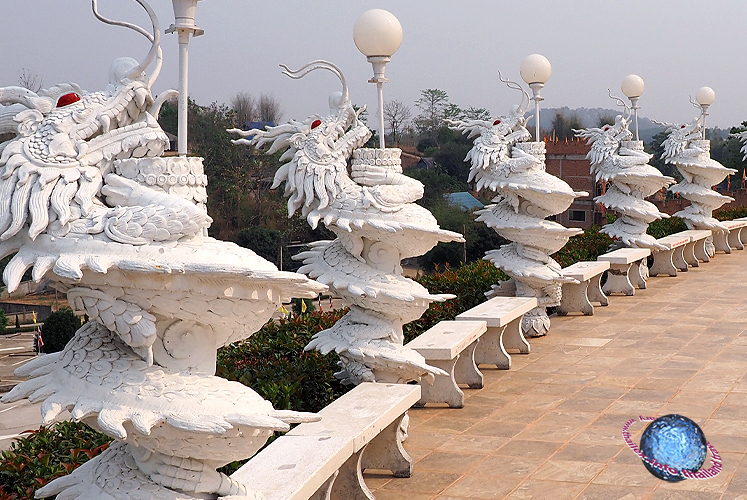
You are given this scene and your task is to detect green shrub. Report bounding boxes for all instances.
[551,226,614,268]
[0,420,111,499]
[217,310,349,413]
[646,217,688,239]
[41,309,82,354]
[405,260,506,342]
[0,310,6,335]
[715,207,747,221]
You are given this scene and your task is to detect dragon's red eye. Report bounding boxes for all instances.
[493,119,501,125]
[311,119,322,129]
[604,126,610,130]
[681,125,686,128]
[56,93,80,107]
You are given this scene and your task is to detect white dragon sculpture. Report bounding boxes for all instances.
[1,2,326,499]
[231,61,463,385]
[659,116,735,256]
[575,95,674,253]
[447,75,586,338]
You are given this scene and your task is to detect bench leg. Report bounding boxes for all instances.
[361,414,413,478]
[650,249,677,277]
[503,317,530,354]
[631,259,648,289]
[714,230,731,254]
[728,228,744,250]
[331,450,374,500]
[697,237,712,262]
[587,273,608,306]
[454,340,483,389]
[672,246,688,272]
[413,358,464,408]
[474,325,511,369]
[311,470,338,500]
[684,242,699,267]
[558,282,593,315]
[602,264,635,296]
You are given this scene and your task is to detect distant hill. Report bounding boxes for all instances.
[539,106,660,131]
[540,107,729,143]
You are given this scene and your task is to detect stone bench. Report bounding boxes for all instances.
[714,219,747,253]
[455,296,537,370]
[597,248,651,296]
[557,261,610,316]
[650,233,690,277]
[229,382,420,500]
[676,229,712,266]
[406,320,486,408]
[736,217,747,245]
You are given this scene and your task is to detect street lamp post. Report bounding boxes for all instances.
[621,74,644,141]
[353,9,403,150]
[167,0,204,156]
[519,54,551,142]
[696,86,716,140]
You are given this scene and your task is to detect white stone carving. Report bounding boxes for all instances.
[575,113,675,250]
[660,118,736,256]
[448,80,586,337]
[231,61,463,385]
[0,2,326,498]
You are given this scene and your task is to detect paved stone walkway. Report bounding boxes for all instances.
[1,250,746,498]
[368,249,747,499]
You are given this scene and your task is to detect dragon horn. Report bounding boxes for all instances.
[498,70,530,115]
[608,89,631,120]
[280,60,349,105]
[92,0,162,88]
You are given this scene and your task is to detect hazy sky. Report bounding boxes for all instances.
[2,1,746,129]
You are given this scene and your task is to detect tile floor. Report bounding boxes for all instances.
[367,249,747,499]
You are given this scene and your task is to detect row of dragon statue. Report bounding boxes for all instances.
[0,1,743,498]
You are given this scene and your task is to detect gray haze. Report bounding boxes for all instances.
[2,1,746,129]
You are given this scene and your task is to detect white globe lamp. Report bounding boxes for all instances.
[621,74,644,140]
[520,54,551,142]
[354,9,403,149]
[695,86,715,139]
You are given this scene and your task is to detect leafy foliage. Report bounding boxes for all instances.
[646,217,689,239]
[404,260,506,342]
[549,111,584,140]
[0,310,6,335]
[551,225,614,268]
[40,309,82,354]
[216,310,349,413]
[715,206,747,221]
[237,226,283,266]
[0,421,111,499]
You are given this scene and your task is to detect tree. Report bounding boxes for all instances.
[597,114,615,128]
[41,309,82,353]
[236,226,288,269]
[158,99,285,240]
[18,68,42,92]
[414,89,449,139]
[550,111,584,140]
[462,107,492,121]
[230,92,257,127]
[258,93,282,124]
[442,103,463,121]
[383,99,411,145]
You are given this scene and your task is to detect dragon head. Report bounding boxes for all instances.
[1,58,167,171]
[661,118,702,161]
[0,0,173,242]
